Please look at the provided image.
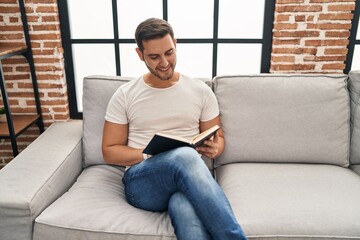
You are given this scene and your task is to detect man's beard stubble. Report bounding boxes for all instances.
[145,61,176,81]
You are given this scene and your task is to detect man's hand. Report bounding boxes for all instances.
[198,116,225,159]
[196,131,221,159]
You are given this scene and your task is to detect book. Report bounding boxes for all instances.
[143,125,220,155]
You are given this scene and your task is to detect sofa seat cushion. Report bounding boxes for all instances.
[216,163,360,239]
[351,164,360,176]
[33,165,175,240]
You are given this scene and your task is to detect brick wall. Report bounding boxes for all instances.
[271,0,356,73]
[0,0,69,167]
[0,0,357,168]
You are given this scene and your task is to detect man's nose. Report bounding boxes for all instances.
[159,55,169,66]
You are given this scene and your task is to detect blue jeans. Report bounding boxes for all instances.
[122,147,247,240]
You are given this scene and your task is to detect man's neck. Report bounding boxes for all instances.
[144,72,180,88]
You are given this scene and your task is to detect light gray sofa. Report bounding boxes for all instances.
[1,71,360,240]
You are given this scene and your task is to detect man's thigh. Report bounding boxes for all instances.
[122,149,182,211]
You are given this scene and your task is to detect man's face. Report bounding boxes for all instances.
[136,34,177,81]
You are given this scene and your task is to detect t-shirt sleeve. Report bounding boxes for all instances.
[201,84,220,122]
[104,87,128,124]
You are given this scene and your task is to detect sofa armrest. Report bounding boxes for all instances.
[0,121,83,240]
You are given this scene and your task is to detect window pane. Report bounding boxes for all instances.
[68,0,114,39]
[72,44,116,111]
[117,0,162,38]
[176,44,213,78]
[218,0,265,38]
[351,45,360,71]
[217,44,262,75]
[168,0,214,38]
[120,44,148,77]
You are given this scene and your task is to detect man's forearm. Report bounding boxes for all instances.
[102,145,144,166]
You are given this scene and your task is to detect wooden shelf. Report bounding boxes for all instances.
[0,115,40,137]
[0,44,27,60]
[0,0,44,156]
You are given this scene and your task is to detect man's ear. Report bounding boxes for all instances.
[136,48,144,61]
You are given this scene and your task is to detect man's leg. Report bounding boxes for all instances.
[122,147,247,240]
[168,192,211,240]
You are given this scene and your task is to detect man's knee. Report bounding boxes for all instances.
[170,147,206,168]
[171,146,198,159]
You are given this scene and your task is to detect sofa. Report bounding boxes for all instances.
[1,71,360,240]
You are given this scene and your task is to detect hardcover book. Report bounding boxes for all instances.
[143,125,220,155]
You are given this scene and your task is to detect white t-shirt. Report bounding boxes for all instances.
[105,74,219,149]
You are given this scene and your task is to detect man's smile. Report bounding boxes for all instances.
[158,65,171,72]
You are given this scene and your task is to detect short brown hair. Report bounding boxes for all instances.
[135,18,174,52]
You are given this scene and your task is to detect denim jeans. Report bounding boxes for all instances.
[122,147,247,240]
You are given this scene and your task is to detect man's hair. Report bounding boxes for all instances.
[135,18,174,52]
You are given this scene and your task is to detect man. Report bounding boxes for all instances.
[102,18,247,240]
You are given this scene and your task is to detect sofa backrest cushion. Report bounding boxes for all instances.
[83,75,133,167]
[348,71,360,165]
[213,74,350,167]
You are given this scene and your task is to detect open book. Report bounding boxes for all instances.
[143,125,220,155]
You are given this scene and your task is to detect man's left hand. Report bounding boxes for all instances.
[196,131,220,159]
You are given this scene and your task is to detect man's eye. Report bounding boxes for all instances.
[166,50,173,55]
[150,56,158,60]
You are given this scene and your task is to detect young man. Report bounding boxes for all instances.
[102,18,247,240]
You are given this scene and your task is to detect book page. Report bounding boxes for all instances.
[191,125,219,143]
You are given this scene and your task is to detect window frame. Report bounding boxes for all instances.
[345,0,360,73]
[58,0,275,119]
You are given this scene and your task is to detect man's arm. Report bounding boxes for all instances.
[196,115,225,159]
[102,121,144,166]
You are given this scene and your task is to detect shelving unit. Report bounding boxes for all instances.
[0,0,44,157]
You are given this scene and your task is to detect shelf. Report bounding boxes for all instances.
[0,0,44,157]
[0,44,27,60]
[0,115,40,137]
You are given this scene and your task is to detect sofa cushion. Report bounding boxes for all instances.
[348,70,360,165]
[83,75,133,167]
[216,163,360,239]
[213,74,350,167]
[351,164,360,176]
[33,165,175,240]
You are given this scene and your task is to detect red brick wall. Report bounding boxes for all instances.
[271,0,356,73]
[0,0,357,167]
[0,0,69,167]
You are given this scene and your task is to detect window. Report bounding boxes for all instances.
[58,0,275,118]
[346,0,360,73]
